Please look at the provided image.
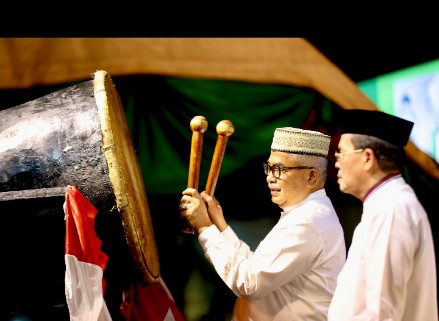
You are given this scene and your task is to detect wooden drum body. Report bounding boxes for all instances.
[0,71,159,311]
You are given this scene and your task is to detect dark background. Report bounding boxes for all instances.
[307,37,439,82]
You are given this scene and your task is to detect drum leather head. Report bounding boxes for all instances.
[93,70,160,284]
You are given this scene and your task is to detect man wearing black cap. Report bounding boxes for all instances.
[328,109,438,321]
[180,127,346,320]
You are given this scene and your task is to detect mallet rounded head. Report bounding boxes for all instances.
[216,120,234,136]
[190,116,208,133]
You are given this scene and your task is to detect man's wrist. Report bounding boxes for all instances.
[197,224,212,235]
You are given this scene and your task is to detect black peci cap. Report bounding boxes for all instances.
[339,109,414,148]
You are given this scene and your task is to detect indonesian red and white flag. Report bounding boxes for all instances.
[120,277,186,321]
[64,185,186,321]
[64,185,112,321]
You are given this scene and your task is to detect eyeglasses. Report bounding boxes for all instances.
[263,162,314,179]
[334,149,364,161]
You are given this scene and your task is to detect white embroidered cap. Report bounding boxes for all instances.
[271,127,331,157]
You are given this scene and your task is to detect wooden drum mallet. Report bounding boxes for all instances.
[205,120,235,196]
[182,116,208,234]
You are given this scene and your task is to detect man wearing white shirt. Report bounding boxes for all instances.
[328,109,438,321]
[180,127,346,321]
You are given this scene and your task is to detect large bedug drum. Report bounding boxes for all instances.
[0,70,160,313]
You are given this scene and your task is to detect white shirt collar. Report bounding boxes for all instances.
[280,188,326,218]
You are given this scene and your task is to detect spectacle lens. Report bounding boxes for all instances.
[263,162,314,179]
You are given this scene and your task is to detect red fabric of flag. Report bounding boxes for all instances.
[120,278,186,321]
[64,185,112,321]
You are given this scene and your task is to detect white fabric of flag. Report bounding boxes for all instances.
[64,185,112,321]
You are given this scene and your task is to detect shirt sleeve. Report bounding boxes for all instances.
[198,219,320,299]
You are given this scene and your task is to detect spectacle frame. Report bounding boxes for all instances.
[334,149,364,161]
[263,162,314,179]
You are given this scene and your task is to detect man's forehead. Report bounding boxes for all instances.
[339,134,355,146]
[269,151,301,162]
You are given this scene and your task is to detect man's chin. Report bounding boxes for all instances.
[271,196,280,205]
[338,183,347,194]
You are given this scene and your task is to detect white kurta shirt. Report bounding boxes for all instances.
[198,188,346,321]
[328,175,438,321]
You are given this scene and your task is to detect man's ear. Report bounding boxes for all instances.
[364,148,377,170]
[308,168,318,185]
